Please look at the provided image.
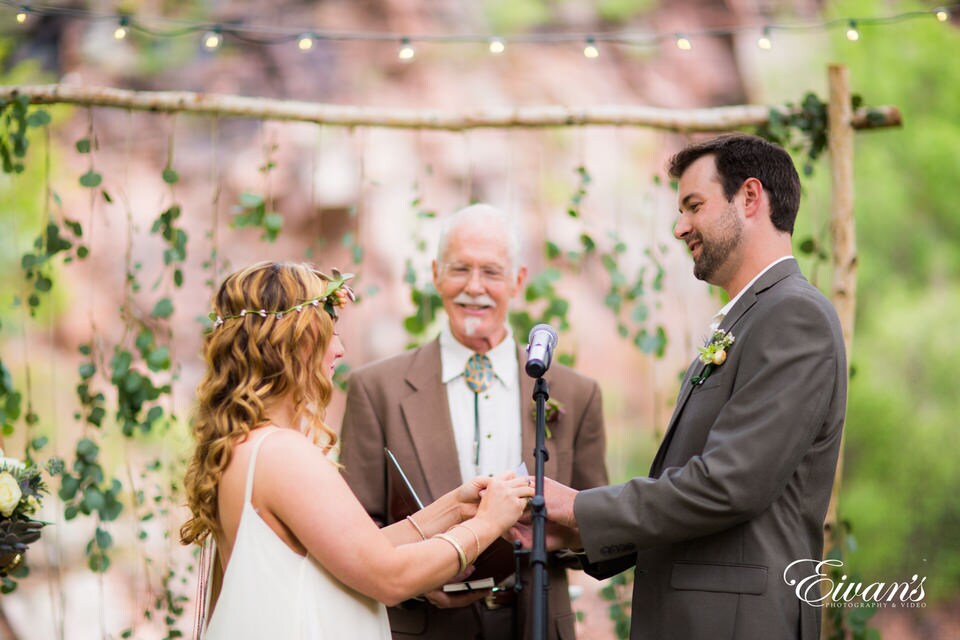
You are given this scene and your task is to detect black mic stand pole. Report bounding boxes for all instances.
[529,375,550,640]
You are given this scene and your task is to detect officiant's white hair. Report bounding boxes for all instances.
[436,203,522,273]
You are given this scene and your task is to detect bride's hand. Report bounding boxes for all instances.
[475,472,535,532]
[454,476,489,520]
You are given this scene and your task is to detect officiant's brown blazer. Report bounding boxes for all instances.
[340,337,608,640]
[575,259,846,640]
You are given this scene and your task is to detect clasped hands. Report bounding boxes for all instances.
[426,474,579,608]
[454,474,581,553]
[509,476,582,553]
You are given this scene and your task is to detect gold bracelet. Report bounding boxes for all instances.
[406,515,427,541]
[434,533,467,573]
[452,522,481,561]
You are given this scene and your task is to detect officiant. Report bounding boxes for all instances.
[340,203,609,640]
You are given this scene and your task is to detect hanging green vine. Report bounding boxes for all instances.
[402,196,442,348]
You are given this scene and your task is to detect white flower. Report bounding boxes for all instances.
[0,449,24,471]
[0,472,22,517]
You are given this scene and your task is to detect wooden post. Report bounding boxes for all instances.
[822,63,857,638]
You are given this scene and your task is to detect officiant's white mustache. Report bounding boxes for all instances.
[452,293,496,308]
[452,293,497,336]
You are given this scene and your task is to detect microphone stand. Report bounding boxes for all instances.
[521,375,550,640]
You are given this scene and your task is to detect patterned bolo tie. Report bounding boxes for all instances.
[464,353,495,467]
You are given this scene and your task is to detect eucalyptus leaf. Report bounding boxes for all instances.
[79,169,102,188]
[151,298,174,319]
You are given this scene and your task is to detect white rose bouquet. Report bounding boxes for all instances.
[0,450,49,576]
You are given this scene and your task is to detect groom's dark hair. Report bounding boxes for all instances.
[668,134,801,234]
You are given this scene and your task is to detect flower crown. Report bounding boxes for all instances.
[209,269,356,329]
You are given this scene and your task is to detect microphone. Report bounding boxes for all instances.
[525,324,559,378]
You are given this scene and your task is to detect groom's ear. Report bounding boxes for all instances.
[739,177,764,220]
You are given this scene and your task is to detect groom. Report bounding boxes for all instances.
[536,134,847,640]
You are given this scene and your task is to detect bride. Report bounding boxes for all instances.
[181,262,533,639]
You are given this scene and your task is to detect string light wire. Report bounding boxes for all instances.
[2,1,955,52]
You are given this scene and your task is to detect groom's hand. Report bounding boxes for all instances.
[541,476,579,529]
[508,519,582,552]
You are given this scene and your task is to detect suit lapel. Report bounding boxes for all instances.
[399,339,463,502]
[649,259,800,475]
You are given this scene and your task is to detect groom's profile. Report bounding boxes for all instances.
[539,134,847,640]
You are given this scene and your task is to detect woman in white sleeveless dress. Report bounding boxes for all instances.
[180,262,533,639]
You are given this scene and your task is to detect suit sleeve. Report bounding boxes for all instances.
[575,294,842,561]
[570,380,609,490]
[339,370,389,527]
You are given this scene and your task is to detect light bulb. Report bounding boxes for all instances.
[114,17,130,40]
[298,34,314,51]
[757,28,772,50]
[203,29,223,50]
[398,38,415,61]
[675,34,692,51]
[583,37,599,58]
[15,8,27,24]
[845,21,860,41]
[489,38,505,54]
[935,8,949,22]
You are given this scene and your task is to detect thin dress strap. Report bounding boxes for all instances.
[244,428,278,505]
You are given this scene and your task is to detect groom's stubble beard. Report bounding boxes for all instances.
[693,202,744,283]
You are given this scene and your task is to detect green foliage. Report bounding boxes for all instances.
[231,192,283,242]
[754,92,829,177]
[596,0,656,24]
[402,258,442,346]
[152,205,188,287]
[800,0,960,608]
[18,220,87,316]
[841,287,960,600]
[0,328,22,437]
[567,165,591,218]
[58,437,124,542]
[511,170,669,363]
[599,570,634,639]
[0,96,48,174]
[401,197,442,347]
[823,521,880,640]
[483,0,551,33]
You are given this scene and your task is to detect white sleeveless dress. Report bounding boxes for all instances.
[203,428,391,639]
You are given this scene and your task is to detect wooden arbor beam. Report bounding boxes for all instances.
[2,83,900,132]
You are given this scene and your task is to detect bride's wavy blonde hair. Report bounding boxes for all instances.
[180,261,338,546]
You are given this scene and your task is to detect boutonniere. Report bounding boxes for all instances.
[691,330,735,385]
[530,399,565,438]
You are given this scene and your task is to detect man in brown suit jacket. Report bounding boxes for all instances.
[538,135,847,640]
[340,204,608,640]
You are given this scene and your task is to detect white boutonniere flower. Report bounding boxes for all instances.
[692,330,735,385]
